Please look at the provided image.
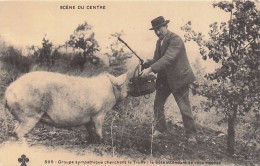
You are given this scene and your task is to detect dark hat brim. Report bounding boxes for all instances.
[149,20,170,30]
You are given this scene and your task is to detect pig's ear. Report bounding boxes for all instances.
[107,73,127,86]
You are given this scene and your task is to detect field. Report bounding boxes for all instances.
[0,39,259,166]
[0,81,259,165]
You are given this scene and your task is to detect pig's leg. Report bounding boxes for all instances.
[92,111,106,141]
[85,120,97,143]
[14,112,44,139]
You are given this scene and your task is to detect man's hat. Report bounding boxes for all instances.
[149,16,170,30]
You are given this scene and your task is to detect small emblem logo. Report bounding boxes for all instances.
[18,154,29,166]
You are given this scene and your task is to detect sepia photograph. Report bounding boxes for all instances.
[0,0,259,165]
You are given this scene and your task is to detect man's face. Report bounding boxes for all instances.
[154,25,168,39]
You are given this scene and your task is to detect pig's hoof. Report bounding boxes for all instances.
[8,132,18,141]
[9,136,18,142]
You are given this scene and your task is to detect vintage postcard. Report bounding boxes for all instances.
[0,0,259,166]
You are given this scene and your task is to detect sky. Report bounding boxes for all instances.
[0,1,258,72]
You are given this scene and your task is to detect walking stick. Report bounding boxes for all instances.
[117,37,144,65]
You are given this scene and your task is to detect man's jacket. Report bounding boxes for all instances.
[148,30,195,93]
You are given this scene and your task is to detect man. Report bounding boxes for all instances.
[141,16,197,143]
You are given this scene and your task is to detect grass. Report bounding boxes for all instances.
[1,96,259,165]
[0,43,259,165]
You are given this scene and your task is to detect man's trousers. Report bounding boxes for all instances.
[154,83,197,136]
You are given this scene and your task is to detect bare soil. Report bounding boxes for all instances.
[1,110,259,166]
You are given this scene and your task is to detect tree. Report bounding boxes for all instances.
[181,1,259,155]
[37,36,53,66]
[191,57,206,83]
[66,21,100,66]
[105,31,132,75]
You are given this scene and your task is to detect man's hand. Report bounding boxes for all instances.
[141,67,152,77]
[142,61,150,70]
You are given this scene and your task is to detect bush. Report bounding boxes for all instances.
[0,46,33,73]
[0,46,35,98]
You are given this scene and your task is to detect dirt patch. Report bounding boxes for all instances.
[1,113,259,166]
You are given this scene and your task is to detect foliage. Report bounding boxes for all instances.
[105,31,132,76]
[66,21,100,69]
[191,58,207,83]
[181,1,259,155]
[0,46,35,98]
[0,46,32,73]
[31,36,57,66]
[0,22,133,80]
[1,17,260,164]
[108,31,128,65]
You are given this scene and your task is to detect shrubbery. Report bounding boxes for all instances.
[182,0,259,155]
[0,45,34,97]
[1,12,259,162]
[0,22,133,100]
